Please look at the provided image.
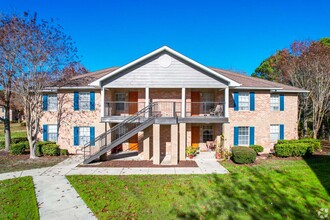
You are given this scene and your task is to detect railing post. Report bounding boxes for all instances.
[145,88,150,118]
[101,87,105,117]
[181,88,186,117]
[225,87,229,117]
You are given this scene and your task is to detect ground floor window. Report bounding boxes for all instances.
[238,126,249,146]
[203,126,214,142]
[270,124,280,142]
[79,126,90,146]
[47,125,58,142]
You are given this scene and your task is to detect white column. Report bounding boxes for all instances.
[101,87,105,117]
[145,87,150,117]
[225,87,229,117]
[181,88,186,117]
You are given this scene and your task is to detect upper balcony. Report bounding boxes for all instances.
[102,101,228,124]
[100,88,229,124]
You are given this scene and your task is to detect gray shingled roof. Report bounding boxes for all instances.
[210,67,302,91]
[55,65,303,91]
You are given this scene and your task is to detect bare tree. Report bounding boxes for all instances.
[0,14,27,151]
[278,41,330,138]
[11,12,77,158]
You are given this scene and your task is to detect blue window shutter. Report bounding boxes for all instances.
[234,92,239,111]
[74,127,79,146]
[43,125,48,141]
[250,92,255,111]
[43,94,48,111]
[280,94,284,111]
[280,124,285,140]
[234,127,239,146]
[250,127,255,145]
[90,92,95,111]
[74,92,79,111]
[90,127,95,146]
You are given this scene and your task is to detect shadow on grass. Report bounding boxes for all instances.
[171,163,328,219]
[304,154,330,195]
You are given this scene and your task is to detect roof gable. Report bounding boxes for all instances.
[90,46,241,87]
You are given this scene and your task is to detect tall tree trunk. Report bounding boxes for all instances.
[4,102,11,151]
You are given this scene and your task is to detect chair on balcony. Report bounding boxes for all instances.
[210,104,222,117]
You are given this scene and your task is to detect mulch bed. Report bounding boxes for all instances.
[79,160,198,168]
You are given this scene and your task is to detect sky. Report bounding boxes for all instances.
[0,0,329,75]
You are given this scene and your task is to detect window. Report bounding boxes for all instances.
[238,127,249,146]
[239,92,249,111]
[115,93,126,111]
[79,92,90,110]
[48,125,58,142]
[270,94,280,111]
[79,127,90,146]
[202,93,214,114]
[48,94,58,111]
[270,124,280,142]
[203,126,214,142]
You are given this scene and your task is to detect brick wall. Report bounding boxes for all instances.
[223,91,299,152]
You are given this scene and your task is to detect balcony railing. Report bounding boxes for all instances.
[186,102,225,117]
[104,101,225,117]
[105,101,145,117]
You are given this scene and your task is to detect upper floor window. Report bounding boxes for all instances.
[270,124,280,142]
[238,126,249,146]
[79,92,90,110]
[115,93,126,111]
[270,94,280,111]
[238,92,250,111]
[48,94,58,111]
[202,93,214,114]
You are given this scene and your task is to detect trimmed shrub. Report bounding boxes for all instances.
[10,142,26,155]
[42,144,60,156]
[11,137,28,144]
[249,145,264,154]
[35,141,57,156]
[232,147,257,164]
[60,149,69,156]
[277,138,321,151]
[275,142,314,157]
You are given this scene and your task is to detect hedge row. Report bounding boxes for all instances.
[0,137,28,149]
[277,138,321,151]
[232,147,257,164]
[275,142,314,157]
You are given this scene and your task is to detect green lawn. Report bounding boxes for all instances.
[0,176,39,220]
[0,122,26,142]
[67,157,330,220]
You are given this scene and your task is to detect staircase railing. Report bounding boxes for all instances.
[83,102,158,161]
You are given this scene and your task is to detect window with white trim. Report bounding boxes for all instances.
[270,94,280,111]
[239,92,249,111]
[48,94,58,111]
[79,92,90,110]
[79,126,90,146]
[203,126,214,142]
[238,127,249,146]
[48,125,58,142]
[115,93,126,111]
[270,124,280,142]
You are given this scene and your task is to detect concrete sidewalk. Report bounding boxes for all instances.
[0,152,229,181]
